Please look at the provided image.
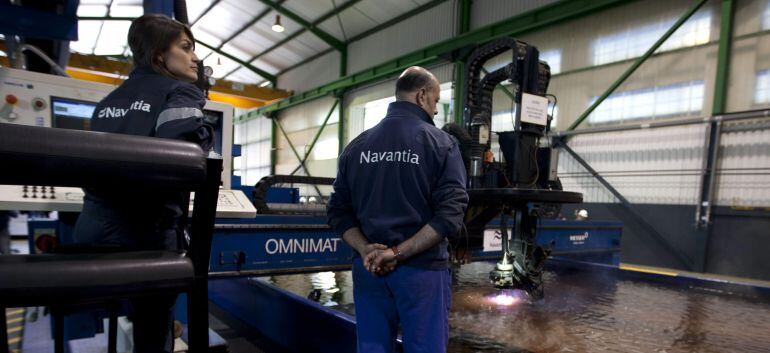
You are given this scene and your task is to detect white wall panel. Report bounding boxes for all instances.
[715,120,770,207]
[347,1,455,73]
[558,125,707,205]
[277,51,341,93]
[279,96,340,133]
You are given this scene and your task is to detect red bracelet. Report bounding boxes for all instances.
[390,245,402,262]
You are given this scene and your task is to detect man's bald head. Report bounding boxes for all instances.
[396,66,438,100]
[395,66,441,117]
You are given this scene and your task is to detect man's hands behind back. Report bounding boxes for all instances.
[363,244,397,276]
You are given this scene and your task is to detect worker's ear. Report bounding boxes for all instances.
[416,88,426,106]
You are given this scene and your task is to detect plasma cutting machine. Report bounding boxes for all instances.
[442,38,583,298]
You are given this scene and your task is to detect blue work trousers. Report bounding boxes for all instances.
[352,258,452,353]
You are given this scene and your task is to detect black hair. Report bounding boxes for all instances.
[128,14,195,79]
[395,68,435,98]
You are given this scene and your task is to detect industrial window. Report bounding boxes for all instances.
[755,70,770,104]
[588,80,704,124]
[313,138,340,161]
[592,11,711,66]
[363,96,397,131]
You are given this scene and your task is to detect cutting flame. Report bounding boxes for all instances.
[491,294,519,306]
[488,290,527,306]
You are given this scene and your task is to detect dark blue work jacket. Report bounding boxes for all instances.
[77,66,213,249]
[327,101,469,269]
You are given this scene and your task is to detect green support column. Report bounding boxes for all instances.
[458,0,471,33]
[453,0,471,125]
[337,94,345,156]
[340,47,348,77]
[453,61,466,125]
[339,48,347,155]
[693,0,733,272]
[712,0,733,115]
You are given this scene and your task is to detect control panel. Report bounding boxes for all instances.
[1,66,237,190]
[0,68,114,127]
[0,185,256,218]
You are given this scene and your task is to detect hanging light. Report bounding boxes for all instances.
[272,14,285,33]
[216,56,222,65]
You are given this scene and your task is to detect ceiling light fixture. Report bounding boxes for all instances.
[272,14,285,33]
[259,81,271,88]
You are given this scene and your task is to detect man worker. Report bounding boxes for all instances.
[327,66,469,353]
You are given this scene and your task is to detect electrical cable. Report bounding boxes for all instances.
[546,94,557,116]
[546,94,558,133]
[510,89,516,130]
[526,136,540,187]
[17,45,69,77]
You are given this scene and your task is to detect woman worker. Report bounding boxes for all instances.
[73,13,214,353]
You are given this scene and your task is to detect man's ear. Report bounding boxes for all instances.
[416,88,425,105]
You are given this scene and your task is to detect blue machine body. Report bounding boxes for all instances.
[266,187,300,204]
[476,219,622,265]
[209,277,358,352]
[210,215,350,275]
[208,216,622,276]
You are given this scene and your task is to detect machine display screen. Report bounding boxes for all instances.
[51,97,97,131]
[204,109,224,156]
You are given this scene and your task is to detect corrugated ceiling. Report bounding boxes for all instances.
[69,0,439,85]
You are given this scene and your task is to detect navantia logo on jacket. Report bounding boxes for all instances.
[359,149,421,165]
[96,100,152,119]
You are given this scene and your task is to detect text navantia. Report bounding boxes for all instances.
[360,150,420,165]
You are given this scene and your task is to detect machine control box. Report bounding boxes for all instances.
[0,185,257,218]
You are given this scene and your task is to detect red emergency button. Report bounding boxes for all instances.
[32,98,46,111]
[5,94,18,105]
